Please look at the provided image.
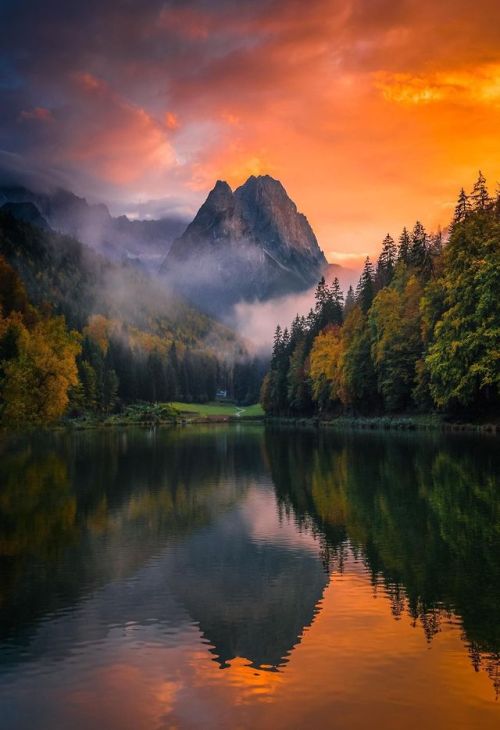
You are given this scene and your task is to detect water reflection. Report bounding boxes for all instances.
[0,426,498,728]
[265,428,500,692]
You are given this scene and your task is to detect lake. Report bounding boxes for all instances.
[0,425,498,729]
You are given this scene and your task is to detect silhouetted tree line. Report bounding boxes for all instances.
[261,173,500,418]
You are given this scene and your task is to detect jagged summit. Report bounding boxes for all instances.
[163,175,327,312]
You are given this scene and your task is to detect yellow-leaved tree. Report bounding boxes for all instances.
[309,325,343,412]
[2,316,81,426]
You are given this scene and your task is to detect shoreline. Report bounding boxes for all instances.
[264,414,499,434]
[1,414,497,435]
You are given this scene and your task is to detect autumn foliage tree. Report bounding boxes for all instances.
[0,256,81,426]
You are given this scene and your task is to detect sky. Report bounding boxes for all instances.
[0,0,499,264]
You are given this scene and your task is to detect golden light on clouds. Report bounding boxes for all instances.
[375,64,500,106]
[2,0,499,260]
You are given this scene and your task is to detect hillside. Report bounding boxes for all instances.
[0,209,242,357]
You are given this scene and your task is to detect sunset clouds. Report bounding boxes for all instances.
[0,0,499,259]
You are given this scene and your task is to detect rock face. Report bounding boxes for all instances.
[162,175,327,312]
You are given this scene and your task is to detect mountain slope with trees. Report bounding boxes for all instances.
[0,212,262,425]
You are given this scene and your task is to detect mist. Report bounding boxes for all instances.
[0,165,362,362]
[227,265,361,354]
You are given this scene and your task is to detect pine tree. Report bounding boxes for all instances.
[314,276,328,312]
[271,325,283,368]
[470,171,491,211]
[306,308,316,332]
[290,314,305,348]
[356,257,375,313]
[453,188,470,226]
[344,285,355,316]
[398,227,411,264]
[376,234,397,289]
[329,277,344,325]
[429,229,444,256]
[409,220,430,274]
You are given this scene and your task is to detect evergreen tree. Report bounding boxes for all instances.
[429,229,444,257]
[453,188,470,226]
[409,221,427,268]
[398,227,411,264]
[340,306,378,412]
[470,171,491,211]
[329,277,344,325]
[79,360,97,411]
[271,325,283,365]
[344,285,355,316]
[103,368,119,413]
[356,257,375,313]
[376,234,397,289]
[287,340,312,414]
[425,205,500,413]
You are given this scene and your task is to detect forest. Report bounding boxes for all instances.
[261,173,500,420]
[0,213,264,427]
[0,261,265,426]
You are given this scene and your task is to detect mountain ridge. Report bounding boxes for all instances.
[0,184,187,268]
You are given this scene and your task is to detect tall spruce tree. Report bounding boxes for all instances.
[344,285,355,316]
[397,227,411,264]
[453,188,470,226]
[409,220,432,278]
[329,277,344,325]
[470,171,491,211]
[356,257,375,313]
[376,234,397,289]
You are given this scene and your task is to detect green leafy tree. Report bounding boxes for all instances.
[425,207,500,412]
[370,276,424,411]
[340,306,377,411]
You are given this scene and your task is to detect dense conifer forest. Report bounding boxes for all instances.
[261,174,500,420]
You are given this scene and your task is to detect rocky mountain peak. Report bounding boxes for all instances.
[205,180,233,207]
[162,175,328,313]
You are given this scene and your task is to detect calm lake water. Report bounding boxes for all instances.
[0,425,498,729]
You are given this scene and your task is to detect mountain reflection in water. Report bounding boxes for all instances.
[0,425,498,729]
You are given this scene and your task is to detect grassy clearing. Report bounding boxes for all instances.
[169,401,264,418]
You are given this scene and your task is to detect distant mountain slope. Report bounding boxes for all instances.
[0,184,187,269]
[0,210,242,357]
[162,175,328,313]
[0,201,51,230]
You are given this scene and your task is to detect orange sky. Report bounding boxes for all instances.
[2,0,500,262]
